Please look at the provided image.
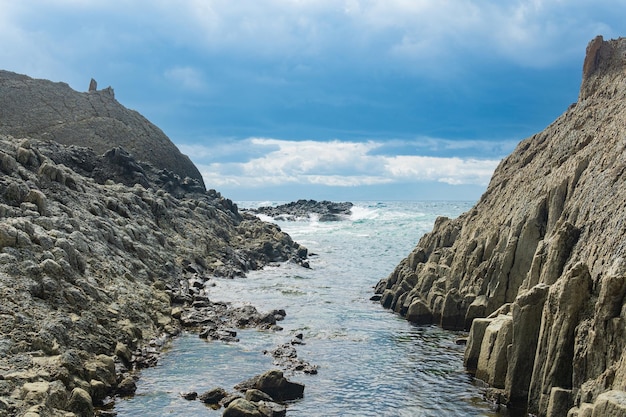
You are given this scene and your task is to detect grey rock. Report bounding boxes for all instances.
[245,388,274,403]
[180,391,198,400]
[0,69,309,416]
[249,199,352,222]
[199,387,229,404]
[376,36,626,416]
[66,387,94,417]
[223,398,263,417]
[235,370,304,402]
[0,70,203,186]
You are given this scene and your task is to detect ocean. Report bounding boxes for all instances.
[115,201,511,417]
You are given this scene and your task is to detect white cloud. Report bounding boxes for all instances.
[187,137,501,189]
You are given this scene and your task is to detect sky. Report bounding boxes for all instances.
[0,1,623,202]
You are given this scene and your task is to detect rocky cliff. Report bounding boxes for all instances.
[0,74,307,417]
[375,36,626,416]
[0,71,204,187]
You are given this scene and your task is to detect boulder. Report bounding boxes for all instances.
[66,387,94,417]
[223,398,263,417]
[235,370,304,402]
[199,387,229,404]
[245,389,274,403]
[405,299,433,324]
[21,382,49,404]
[257,400,287,417]
[116,376,137,397]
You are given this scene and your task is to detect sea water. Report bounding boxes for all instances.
[115,201,512,417]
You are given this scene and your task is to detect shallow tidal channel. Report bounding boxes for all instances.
[115,201,512,416]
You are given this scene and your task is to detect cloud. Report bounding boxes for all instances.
[163,0,624,71]
[1,0,622,87]
[186,137,502,190]
[164,66,208,91]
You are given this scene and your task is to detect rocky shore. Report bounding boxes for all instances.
[375,36,626,416]
[0,72,308,417]
[249,200,353,222]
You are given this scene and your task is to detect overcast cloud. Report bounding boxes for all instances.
[0,1,622,200]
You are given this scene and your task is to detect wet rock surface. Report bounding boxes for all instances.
[375,36,626,416]
[0,72,308,417]
[249,199,353,222]
[264,335,318,375]
[181,370,301,416]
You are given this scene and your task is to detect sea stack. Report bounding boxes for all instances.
[375,36,626,416]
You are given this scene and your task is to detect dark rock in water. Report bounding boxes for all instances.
[199,387,229,404]
[220,393,244,408]
[223,398,263,417]
[250,199,353,221]
[235,370,305,402]
[245,388,274,403]
[265,341,317,374]
[257,400,287,417]
[116,376,137,397]
[455,337,468,345]
[291,333,305,345]
[181,391,198,400]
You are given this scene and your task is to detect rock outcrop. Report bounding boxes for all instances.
[249,199,353,221]
[0,74,307,416]
[375,36,626,416]
[0,70,204,187]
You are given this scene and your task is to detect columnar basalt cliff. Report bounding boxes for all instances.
[0,73,307,416]
[375,36,626,416]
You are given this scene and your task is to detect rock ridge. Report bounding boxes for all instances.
[375,36,626,416]
[0,76,308,416]
[0,70,204,187]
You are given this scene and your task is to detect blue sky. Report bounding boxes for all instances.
[1,1,623,201]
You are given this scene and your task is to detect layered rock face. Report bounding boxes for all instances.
[376,36,626,416]
[0,75,306,416]
[0,70,204,187]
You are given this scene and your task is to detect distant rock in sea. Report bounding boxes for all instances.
[250,199,353,221]
[375,35,626,416]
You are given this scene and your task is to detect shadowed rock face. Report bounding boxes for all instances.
[376,36,626,416]
[0,70,204,188]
